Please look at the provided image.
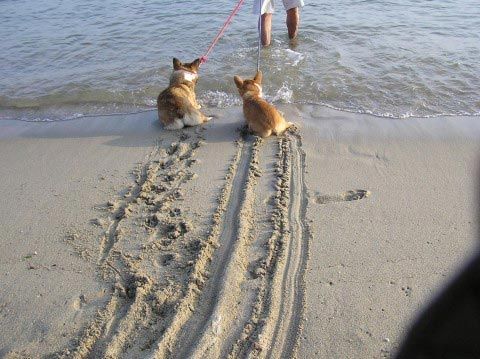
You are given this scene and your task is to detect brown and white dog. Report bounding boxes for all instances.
[157,58,211,130]
[234,71,293,138]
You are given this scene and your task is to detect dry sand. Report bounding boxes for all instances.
[0,105,478,358]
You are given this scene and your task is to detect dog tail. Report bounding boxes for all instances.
[183,105,209,126]
[274,120,294,135]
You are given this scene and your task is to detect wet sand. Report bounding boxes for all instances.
[0,105,478,358]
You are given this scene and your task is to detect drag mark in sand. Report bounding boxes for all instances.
[170,135,262,359]
[230,132,311,358]
[64,132,207,358]
[62,129,310,359]
[151,136,249,358]
[268,134,310,358]
[98,161,155,264]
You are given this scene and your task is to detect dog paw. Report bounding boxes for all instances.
[205,116,213,122]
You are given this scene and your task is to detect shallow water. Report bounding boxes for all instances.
[0,0,479,121]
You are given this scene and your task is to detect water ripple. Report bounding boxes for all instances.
[0,0,479,120]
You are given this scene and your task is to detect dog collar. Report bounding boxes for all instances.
[175,69,198,82]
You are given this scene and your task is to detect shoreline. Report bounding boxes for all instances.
[0,105,478,357]
[2,102,479,127]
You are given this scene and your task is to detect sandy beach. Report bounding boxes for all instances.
[0,105,479,358]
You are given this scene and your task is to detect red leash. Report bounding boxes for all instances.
[200,0,246,65]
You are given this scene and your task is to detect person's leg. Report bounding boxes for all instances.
[286,7,299,39]
[283,0,303,39]
[261,13,273,46]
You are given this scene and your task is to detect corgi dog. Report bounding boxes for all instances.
[234,71,293,138]
[157,58,211,130]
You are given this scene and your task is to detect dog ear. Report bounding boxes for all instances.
[254,70,262,84]
[191,58,201,71]
[173,58,182,70]
[234,76,244,88]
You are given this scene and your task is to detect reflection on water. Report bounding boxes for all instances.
[0,0,479,120]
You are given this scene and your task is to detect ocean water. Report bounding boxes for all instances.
[0,0,479,121]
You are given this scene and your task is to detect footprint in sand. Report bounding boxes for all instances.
[314,190,370,204]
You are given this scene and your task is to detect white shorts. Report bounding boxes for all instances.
[253,0,304,15]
